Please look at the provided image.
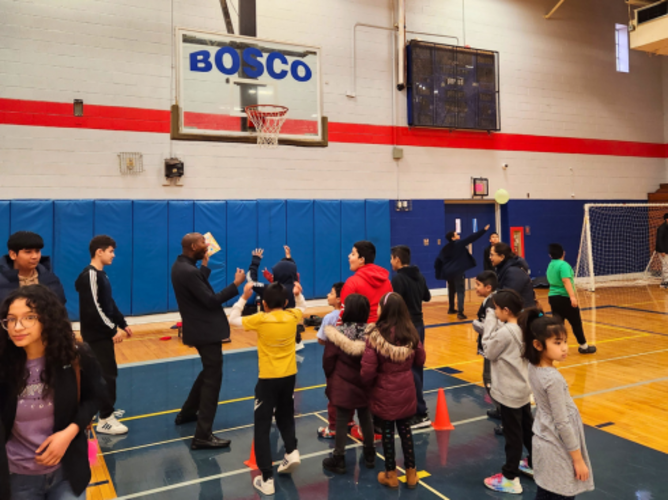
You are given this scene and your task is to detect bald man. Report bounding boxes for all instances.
[171,232,245,449]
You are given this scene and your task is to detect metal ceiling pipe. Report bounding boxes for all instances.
[397,0,406,90]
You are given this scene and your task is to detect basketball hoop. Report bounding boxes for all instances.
[245,105,288,148]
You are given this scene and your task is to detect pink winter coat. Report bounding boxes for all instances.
[360,327,426,421]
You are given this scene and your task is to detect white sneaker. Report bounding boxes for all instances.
[295,342,305,352]
[253,476,275,495]
[113,409,126,419]
[97,415,129,435]
[277,449,301,474]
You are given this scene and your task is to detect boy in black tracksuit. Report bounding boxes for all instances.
[390,245,432,428]
[75,235,131,435]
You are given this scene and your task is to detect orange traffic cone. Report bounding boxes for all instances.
[432,388,455,431]
[244,440,258,470]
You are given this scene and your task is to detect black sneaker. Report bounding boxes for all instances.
[486,408,501,421]
[494,424,504,436]
[457,313,467,320]
[409,414,432,429]
[447,309,457,315]
[578,345,597,354]
[322,454,346,474]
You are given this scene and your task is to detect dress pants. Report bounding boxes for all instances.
[447,274,466,313]
[180,342,223,439]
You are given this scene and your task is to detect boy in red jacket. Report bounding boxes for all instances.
[318,240,393,438]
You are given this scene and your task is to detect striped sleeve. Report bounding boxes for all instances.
[89,269,116,330]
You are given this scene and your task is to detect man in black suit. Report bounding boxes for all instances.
[171,233,245,449]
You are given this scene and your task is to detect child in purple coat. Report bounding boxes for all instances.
[361,292,426,490]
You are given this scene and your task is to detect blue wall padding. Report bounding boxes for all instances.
[390,200,445,289]
[0,202,10,256]
[53,201,94,319]
[287,200,315,299]
[93,201,133,316]
[340,200,366,282]
[314,200,341,297]
[226,201,257,305]
[257,200,287,274]
[503,199,635,277]
[132,201,169,315]
[365,200,391,273]
[194,201,228,302]
[168,201,194,311]
[10,201,54,258]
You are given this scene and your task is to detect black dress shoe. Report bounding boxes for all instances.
[487,408,501,420]
[174,413,198,425]
[191,435,231,450]
[494,424,504,436]
[457,313,467,320]
[447,309,457,315]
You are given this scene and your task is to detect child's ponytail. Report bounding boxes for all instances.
[519,308,567,365]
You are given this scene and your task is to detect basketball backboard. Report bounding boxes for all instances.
[173,28,326,146]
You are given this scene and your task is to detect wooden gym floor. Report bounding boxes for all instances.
[83,286,668,500]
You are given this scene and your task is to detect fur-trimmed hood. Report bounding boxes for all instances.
[367,327,415,363]
[324,324,368,357]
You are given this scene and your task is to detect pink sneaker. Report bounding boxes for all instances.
[483,473,522,494]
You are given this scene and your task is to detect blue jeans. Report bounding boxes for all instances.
[9,467,84,500]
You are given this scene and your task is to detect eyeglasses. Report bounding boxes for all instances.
[1,315,39,331]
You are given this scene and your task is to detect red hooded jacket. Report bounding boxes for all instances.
[339,264,393,324]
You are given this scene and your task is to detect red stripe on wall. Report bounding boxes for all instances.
[1,98,666,158]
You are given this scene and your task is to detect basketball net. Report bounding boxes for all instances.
[245,105,288,148]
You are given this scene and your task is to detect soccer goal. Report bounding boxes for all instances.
[575,203,668,291]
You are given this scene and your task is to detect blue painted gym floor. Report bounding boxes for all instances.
[98,342,666,500]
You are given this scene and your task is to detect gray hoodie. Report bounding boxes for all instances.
[481,321,531,408]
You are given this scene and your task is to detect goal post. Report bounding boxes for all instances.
[575,203,668,291]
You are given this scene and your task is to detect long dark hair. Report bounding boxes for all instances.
[0,285,78,395]
[376,292,419,348]
[341,294,370,324]
[519,307,567,365]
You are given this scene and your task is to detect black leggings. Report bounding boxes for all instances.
[535,485,575,500]
[381,418,415,471]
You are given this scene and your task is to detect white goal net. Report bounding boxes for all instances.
[575,203,668,291]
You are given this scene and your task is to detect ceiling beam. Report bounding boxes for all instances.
[545,0,566,19]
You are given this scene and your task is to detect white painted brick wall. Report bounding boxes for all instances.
[0,0,666,199]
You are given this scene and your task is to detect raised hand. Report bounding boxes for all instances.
[293,281,303,297]
[242,281,254,300]
[252,248,264,258]
[234,268,246,286]
[484,224,490,231]
[284,245,291,259]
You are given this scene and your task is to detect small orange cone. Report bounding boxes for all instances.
[244,440,258,470]
[432,388,455,431]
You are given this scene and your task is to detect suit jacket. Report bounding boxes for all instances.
[171,254,239,346]
[0,344,104,497]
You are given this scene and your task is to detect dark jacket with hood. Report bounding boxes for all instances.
[0,255,66,306]
[656,221,668,254]
[171,254,239,346]
[434,228,488,281]
[0,344,104,497]
[496,256,536,308]
[360,328,426,421]
[391,266,431,327]
[75,265,127,343]
[340,264,393,324]
[323,323,369,410]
